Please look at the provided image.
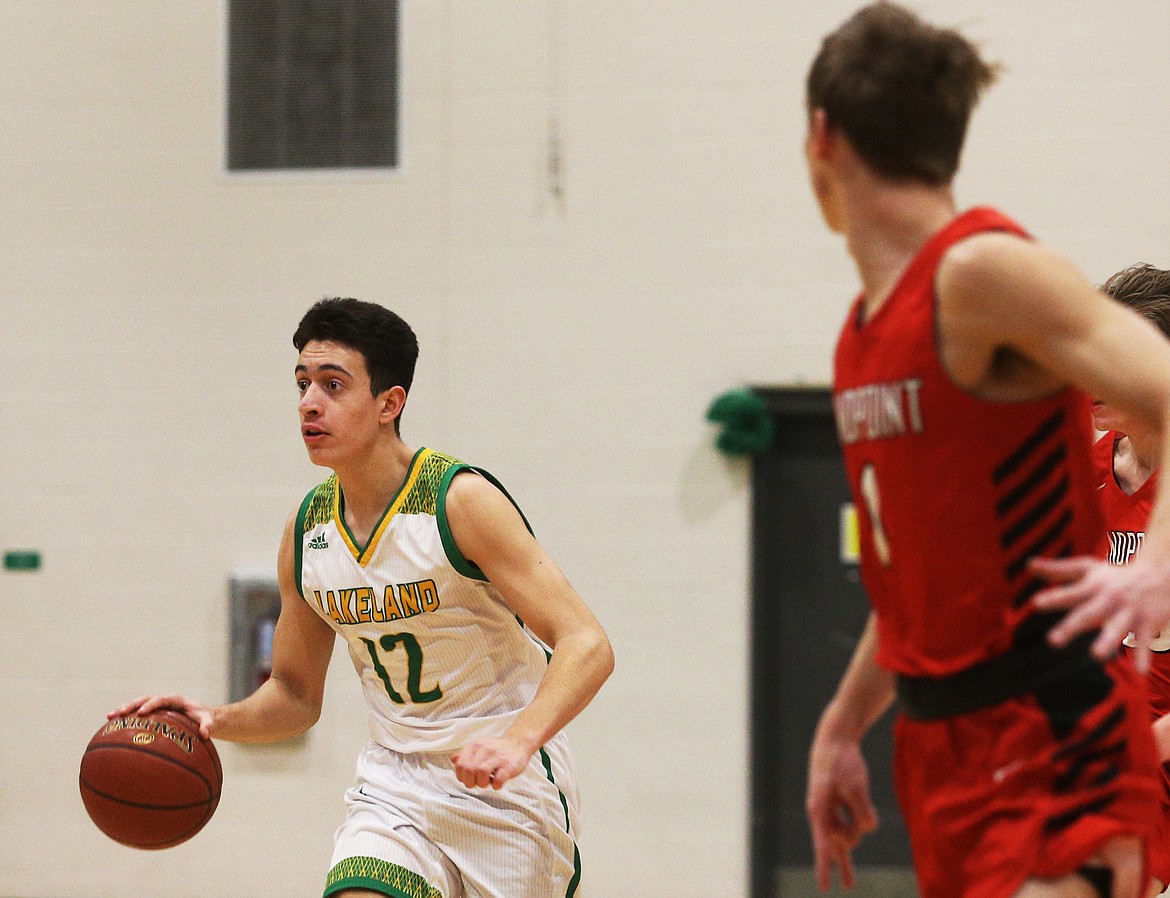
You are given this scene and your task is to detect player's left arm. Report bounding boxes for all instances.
[938,234,1170,664]
[444,471,615,789]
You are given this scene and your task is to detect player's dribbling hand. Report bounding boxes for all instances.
[108,694,216,740]
[1029,554,1170,674]
[451,736,532,790]
[806,734,879,892]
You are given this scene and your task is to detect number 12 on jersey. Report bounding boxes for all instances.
[361,632,443,704]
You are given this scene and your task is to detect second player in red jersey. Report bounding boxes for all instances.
[1091,263,1170,897]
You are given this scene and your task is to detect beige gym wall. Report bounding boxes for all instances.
[2,2,1169,896]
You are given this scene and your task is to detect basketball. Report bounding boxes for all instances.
[79,710,222,849]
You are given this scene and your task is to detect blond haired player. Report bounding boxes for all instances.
[114,297,614,898]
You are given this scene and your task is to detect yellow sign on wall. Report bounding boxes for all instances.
[840,503,860,564]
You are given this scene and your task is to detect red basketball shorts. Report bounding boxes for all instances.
[893,659,1160,898]
[1123,645,1170,885]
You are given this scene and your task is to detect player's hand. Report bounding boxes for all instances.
[1029,555,1170,673]
[806,729,878,892]
[108,694,216,740]
[451,736,533,790]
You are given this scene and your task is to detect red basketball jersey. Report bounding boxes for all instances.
[1094,430,1157,567]
[1093,432,1170,883]
[1094,431,1170,705]
[833,207,1104,678]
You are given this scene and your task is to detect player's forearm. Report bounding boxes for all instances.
[503,627,615,754]
[819,612,896,742]
[210,674,322,743]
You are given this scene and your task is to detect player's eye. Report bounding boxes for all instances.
[329,380,343,391]
[296,380,309,392]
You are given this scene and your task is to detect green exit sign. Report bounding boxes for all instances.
[4,551,41,571]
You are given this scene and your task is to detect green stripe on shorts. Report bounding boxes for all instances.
[538,747,582,897]
[323,856,443,898]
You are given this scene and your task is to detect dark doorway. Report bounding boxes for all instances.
[749,387,914,897]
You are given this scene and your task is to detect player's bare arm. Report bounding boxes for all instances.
[443,471,614,789]
[938,233,1170,664]
[806,612,894,892]
[110,512,337,742]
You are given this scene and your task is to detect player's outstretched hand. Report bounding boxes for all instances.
[806,729,879,892]
[1029,554,1170,674]
[451,736,533,790]
[108,694,215,740]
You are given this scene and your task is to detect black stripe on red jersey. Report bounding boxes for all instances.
[990,410,1079,600]
[992,411,1066,484]
[1004,516,1073,583]
[1000,474,1071,549]
[1011,577,1046,609]
[1053,740,1125,792]
[1053,705,1127,762]
[1039,690,1126,837]
[1043,793,1119,835]
[995,444,1069,518]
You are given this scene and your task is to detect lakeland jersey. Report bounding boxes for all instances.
[294,447,552,753]
[833,207,1104,678]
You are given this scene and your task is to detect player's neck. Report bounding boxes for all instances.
[334,439,418,538]
[1114,432,1159,495]
[843,176,955,317]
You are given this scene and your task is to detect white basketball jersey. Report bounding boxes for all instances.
[294,448,552,753]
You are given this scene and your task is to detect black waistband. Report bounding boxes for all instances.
[895,631,1101,721]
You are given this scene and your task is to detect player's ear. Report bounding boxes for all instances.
[378,386,407,425]
[807,108,834,162]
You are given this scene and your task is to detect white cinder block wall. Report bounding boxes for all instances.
[2,2,1168,896]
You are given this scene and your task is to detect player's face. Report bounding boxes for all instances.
[1092,399,1135,437]
[1091,399,1152,445]
[296,340,395,467]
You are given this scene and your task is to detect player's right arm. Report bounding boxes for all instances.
[110,511,337,742]
[806,611,895,892]
[934,233,1170,666]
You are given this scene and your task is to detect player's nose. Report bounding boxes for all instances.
[299,383,323,415]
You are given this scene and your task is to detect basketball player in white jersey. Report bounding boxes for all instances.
[112,297,615,898]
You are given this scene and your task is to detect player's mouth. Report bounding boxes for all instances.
[302,424,329,445]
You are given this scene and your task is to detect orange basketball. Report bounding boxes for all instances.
[79,710,222,849]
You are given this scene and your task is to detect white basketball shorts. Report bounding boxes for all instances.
[323,733,582,898]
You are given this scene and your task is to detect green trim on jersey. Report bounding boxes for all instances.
[303,475,338,532]
[436,464,533,581]
[398,449,463,515]
[294,448,534,593]
[323,856,442,898]
[539,746,582,898]
[338,447,429,563]
[294,477,337,599]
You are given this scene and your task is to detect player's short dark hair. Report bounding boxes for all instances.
[293,298,419,432]
[806,1,999,185]
[1102,264,1170,339]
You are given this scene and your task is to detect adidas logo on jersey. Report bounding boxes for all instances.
[308,533,329,550]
